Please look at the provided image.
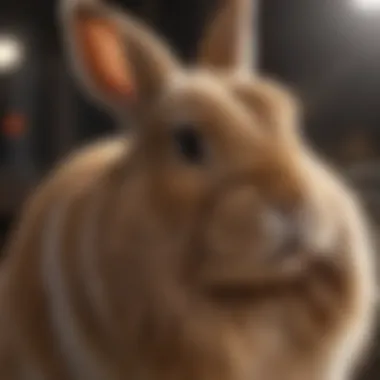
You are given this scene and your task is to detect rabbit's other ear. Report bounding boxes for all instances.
[197,0,257,73]
[60,0,181,115]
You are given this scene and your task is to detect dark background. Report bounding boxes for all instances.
[0,0,380,377]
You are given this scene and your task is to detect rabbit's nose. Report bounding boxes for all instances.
[262,207,306,257]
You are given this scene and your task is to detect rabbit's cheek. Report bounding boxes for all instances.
[301,206,337,258]
[299,179,342,258]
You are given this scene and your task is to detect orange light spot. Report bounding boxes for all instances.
[2,113,26,138]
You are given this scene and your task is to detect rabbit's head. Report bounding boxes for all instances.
[59,1,376,378]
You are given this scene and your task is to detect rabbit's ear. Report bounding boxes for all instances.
[60,0,180,115]
[197,0,258,73]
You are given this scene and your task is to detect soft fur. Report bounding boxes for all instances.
[0,0,377,379]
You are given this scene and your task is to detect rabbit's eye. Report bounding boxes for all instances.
[172,125,204,163]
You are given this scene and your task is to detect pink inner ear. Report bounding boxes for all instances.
[75,14,136,102]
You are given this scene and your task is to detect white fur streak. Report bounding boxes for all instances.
[41,194,112,380]
[80,186,112,327]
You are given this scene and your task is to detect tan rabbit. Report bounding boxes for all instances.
[0,0,376,379]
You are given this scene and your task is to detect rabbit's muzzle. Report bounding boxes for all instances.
[198,183,330,293]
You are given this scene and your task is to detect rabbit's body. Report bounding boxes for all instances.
[0,0,376,379]
[0,137,128,379]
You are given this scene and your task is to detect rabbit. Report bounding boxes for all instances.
[0,0,377,379]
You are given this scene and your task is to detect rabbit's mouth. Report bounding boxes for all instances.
[203,279,290,304]
[199,247,309,295]
[198,244,318,307]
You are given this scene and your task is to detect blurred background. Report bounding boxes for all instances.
[0,0,380,377]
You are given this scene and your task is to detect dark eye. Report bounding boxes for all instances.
[172,125,204,163]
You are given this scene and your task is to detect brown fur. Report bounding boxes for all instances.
[0,0,377,379]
